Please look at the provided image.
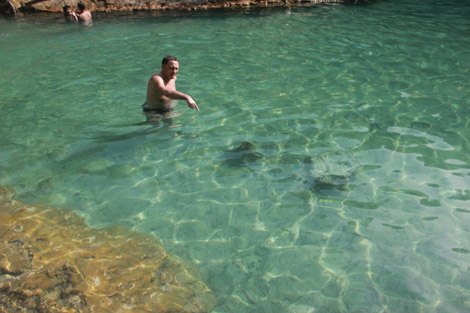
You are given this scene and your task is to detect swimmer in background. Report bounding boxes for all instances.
[63,5,78,22]
[76,1,92,24]
[143,56,199,117]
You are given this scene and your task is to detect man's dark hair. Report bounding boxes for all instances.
[77,1,85,10]
[63,5,70,12]
[162,56,178,65]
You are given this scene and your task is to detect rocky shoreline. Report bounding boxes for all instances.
[0,186,216,313]
[1,0,374,17]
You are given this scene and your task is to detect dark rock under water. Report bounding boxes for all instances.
[223,141,264,167]
[301,151,361,194]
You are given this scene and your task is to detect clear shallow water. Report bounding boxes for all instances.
[1,1,470,312]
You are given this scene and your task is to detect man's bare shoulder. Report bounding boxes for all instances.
[79,11,92,22]
[149,73,164,84]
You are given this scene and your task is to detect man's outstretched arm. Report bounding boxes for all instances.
[152,76,199,111]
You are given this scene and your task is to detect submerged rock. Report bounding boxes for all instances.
[0,186,216,313]
[302,151,361,193]
[223,141,264,167]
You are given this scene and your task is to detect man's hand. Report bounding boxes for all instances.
[186,96,199,111]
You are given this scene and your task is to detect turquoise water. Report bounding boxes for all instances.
[1,1,470,312]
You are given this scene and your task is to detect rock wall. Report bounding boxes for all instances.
[1,0,372,16]
[0,186,216,313]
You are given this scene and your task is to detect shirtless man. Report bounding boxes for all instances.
[143,56,199,114]
[76,2,92,24]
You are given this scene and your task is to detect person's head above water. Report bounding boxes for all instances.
[162,56,178,65]
[63,5,72,15]
[77,1,85,12]
[160,56,179,81]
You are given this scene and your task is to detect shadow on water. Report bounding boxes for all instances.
[87,111,182,144]
[87,125,162,144]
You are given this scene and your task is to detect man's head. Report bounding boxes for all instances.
[161,56,179,80]
[63,5,71,15]
[77,1,85,12]
[162,56,178,65]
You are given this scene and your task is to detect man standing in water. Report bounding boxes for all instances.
[76,2,92,23]
[144,56,199,115]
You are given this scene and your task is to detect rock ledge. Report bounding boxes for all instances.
[1,0,374,16]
